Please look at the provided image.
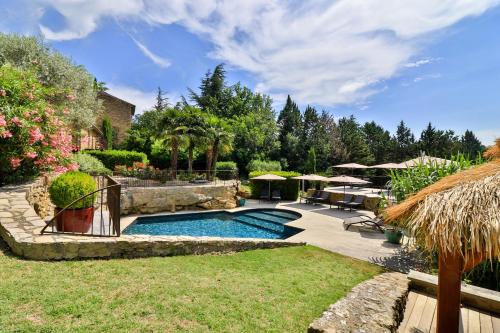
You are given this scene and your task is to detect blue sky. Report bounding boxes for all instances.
[1,0,499,145]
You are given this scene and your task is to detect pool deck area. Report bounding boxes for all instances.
[233,200,419,271]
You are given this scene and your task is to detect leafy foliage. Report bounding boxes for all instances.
[0,33,100,129]
[48,171,97,209]
[249,171,300,200]
[71,153,111,175]
[246,160,282,172]
[0,65,77,184]
[101,116,113,150]
[215,161,238,180]
[84,150,148,169]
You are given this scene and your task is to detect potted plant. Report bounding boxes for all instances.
[384,226,404,244]
[48,171,97,233]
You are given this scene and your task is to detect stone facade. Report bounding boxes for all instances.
[0,181,303,260]
[78,91,135,149]
[308,272,409,333]
[121,184,239,215]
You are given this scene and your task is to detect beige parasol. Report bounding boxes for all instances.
[250,174,286,200]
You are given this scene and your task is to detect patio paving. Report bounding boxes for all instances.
[233,199,426,272]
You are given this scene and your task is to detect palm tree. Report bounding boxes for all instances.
[204,116,233,179]
[182,106,206,174]
[159,108,186,179]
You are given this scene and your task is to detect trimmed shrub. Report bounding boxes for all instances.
[247,160,282,172]
[84,150,148,169]
[72,153,111,175]
[249,171,300,200]
[49,171,97,209]
[215,161,238,180]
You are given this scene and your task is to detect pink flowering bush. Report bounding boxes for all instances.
[0,65,77,184]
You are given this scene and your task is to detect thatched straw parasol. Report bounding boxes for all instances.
[385,140,500,333]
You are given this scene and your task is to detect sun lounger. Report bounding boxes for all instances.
[271,190,281,201]
[312,191,331,207]
[343,195,365,211]
[343,215,385,233]
[332,194,353,209]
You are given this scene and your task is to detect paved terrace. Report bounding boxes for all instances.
[229,200,425,272]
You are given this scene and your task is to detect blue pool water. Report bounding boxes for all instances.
[123,209,303,239]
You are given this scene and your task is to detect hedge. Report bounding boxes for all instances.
[249,171,300,200]
[247,160,282,172]
[72,153,112,175]
[83,150,149,170]
[215,161,239,180]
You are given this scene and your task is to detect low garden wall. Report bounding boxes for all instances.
[308,272,409,333]
[120,183,239,214]
[307,189,381,212]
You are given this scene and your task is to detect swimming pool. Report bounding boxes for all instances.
[123,209,303,239]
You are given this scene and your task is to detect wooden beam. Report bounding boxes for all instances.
[437,250,463,333]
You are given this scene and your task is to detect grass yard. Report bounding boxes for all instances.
[0,241,382,333]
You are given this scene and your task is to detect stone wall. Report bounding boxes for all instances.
[121,184,238,215]
[307,189,381,212]
[25,176,53,219]
[308,272,409,333]
[96,92,134,145]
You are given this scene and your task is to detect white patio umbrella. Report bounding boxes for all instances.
[325,175,371,197]
[370,163,407,169]
[332,163,368,175]
[399,156,453,168]
[292,174,328,192]
[250,174,286,199]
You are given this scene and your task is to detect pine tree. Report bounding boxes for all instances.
[392,120,416,161]
[460,130,484,157]
[338,116,374,165]
[154,87,169,111]
[362,121,391,164]
[277,95,302,170]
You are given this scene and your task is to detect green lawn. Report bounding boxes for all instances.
[0,241,382,333]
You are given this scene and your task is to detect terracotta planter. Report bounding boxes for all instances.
[54,207,94,233]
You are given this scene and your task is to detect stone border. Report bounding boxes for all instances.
[0,182,305,260]
[308,272,409,333]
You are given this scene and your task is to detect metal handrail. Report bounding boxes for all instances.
[41,175,121,237]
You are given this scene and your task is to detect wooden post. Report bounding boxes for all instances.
[437,249,463,333]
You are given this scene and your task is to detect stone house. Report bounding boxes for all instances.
[77,91,135,150]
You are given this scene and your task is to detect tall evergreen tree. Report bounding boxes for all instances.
[338,116,374,165]
[277,95,302,170]
[391,120,416,162]
[362,121,391,164]
[460,130,484,158]
[154,87,169,111]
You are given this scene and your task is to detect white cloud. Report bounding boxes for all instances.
[28,0,500,106]
[404,57,441,68]
[107,84,179,114]
[413,73,442,83]
[130,37,171,68]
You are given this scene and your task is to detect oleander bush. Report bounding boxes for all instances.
[249,171,300,200]
[215,161,238,180]
[246,159,281,172]
[48,171,97,209]
[84,149,148,169]
[72,153,111,175]
[0,65,77,185]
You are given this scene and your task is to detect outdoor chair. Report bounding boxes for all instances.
[343,215,385,233]
[343,195,366,211]
[301,190,317,204]
[312,191,331,207]
[271,190,282,202]
[259,189,269,202]
[332,194,353,209]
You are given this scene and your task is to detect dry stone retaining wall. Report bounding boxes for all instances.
[308,272,409,333]
[121,184,238,214]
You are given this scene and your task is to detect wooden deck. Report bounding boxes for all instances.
[399,291,500,333]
